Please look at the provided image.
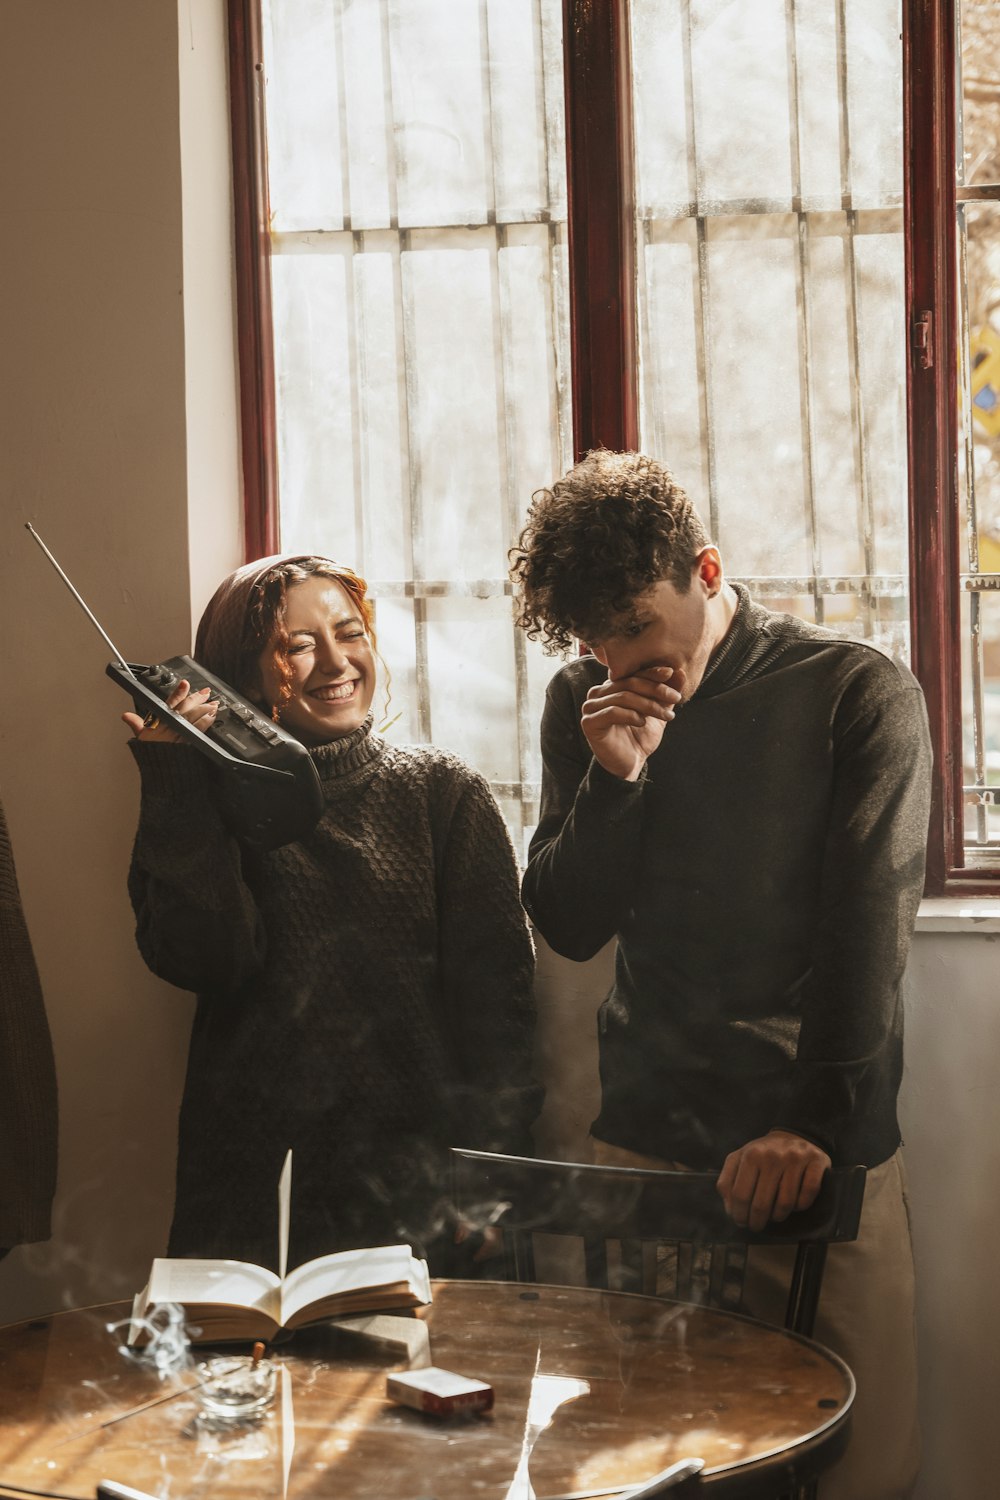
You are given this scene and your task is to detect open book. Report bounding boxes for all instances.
[128,1151,432,1344]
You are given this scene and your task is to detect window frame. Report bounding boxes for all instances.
[227,0,996,894]
[903,0,968,894]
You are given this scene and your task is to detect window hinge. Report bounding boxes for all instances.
[912,310,934,369]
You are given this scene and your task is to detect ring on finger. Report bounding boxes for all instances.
[142,711,162,731]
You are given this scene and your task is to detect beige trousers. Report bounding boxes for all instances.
[589,1138,921,1500]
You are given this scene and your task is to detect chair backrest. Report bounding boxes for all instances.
[450,1147,866,1338]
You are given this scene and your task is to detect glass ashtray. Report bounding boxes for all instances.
[194,1355,277,1425]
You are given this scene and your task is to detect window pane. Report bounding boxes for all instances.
[261,0,569,854]
[957,197,1000,857]
[958,0,1000,861]
[631,0,908,653]
[959,0,1000,191]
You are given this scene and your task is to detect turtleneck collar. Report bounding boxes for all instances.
[695,583,775,700]
[308,713,386,784]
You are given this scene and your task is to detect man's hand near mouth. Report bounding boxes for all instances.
[580,665,686,781]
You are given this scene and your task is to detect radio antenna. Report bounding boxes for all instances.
[25,522,132,671]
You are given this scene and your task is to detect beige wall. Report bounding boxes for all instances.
[0,0,239,1321]
[901,930,1000,1500]
[1,4,999,1498]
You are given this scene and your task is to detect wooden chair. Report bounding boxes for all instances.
[450,1148,866,1500]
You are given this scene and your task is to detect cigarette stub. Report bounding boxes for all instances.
[386,1367,495,1417]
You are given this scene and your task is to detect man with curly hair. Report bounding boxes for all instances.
[511,448,930,1500]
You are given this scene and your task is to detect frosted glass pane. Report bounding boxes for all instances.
[689,0,793,207]
[262,0,569,824]
[498,228,566,514]
[271,250,359,560]
[963,203,1000,546]
[633,0,906,648]
[748,590,909,657]
[263,0,345,231]
[634,0,800,211]
[523,634,564,783]
[793,6,842,206]
[804,219,865,576]
[352,238,409,581]
[402,234,505,579]
[339,1,395,228]
[486,0,550,221]
[631,0,903,213]
[638,222,708,509]
[960,0,1000,189]
[388,0,489,226]
[424,597,520,781]
[537,0,568,221]
[371,597,420,744]
[705,219,809,573]
[960,591,1000,845]
[630,3,690,216]
[263,0,563,233]
[372,593,561,850]
[843,0,904,208]
[958,201,1000,854]
[854,226,908,574]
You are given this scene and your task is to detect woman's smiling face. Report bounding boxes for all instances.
[256,574,376,745]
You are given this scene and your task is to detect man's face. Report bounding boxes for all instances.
[586,568,719,702]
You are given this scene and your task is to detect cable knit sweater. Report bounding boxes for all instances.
[128,718,540,1271]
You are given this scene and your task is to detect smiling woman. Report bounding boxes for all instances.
[213,561,379,742]
[266,574,376,743]
[120,552,541,1274]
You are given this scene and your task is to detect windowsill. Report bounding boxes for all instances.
[916,897,1000,933]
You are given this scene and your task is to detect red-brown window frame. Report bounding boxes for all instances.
[228,0,995,895]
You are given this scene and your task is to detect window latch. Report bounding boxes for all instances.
[912,310,934,369]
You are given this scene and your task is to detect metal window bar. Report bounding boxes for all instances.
[396,230,433,745]
[786,0,826,626]
[678,0,722,545]
[481,6,536,837]
[494,229,539,832]
[834,0,879,641]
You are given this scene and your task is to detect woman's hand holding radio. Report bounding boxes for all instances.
[123,680,220,743]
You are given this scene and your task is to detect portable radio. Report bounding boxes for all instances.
[26,524,324,851]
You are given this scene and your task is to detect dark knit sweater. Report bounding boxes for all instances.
[522,587,931,1170]
[0,799,58,1247]
[128,718,540,1270]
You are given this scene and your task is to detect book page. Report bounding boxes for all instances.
[278,1148,292,1282]
[280,1243,420,1326]
[145,1257,281,1321]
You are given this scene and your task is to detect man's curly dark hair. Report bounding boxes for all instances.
[510,450,711,654]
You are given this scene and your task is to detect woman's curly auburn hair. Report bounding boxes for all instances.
[509,450,711,654]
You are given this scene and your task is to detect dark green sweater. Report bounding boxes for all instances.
[0,799,58,1247]
[129,718,540,1270]
[522,587,931,1169]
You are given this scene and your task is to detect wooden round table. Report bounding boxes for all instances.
[0,1281,852,1499]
